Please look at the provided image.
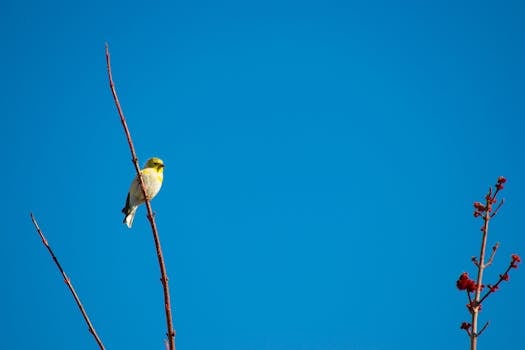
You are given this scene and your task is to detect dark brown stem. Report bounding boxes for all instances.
[478,263,514,304]
[105,43,176,350]
[478,321,490,336]
[30,213,106,350]
[466,290,472,305]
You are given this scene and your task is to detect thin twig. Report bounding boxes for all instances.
[484,242,499,268]
[477,321,490,336]
[105,43,176,350]
[30,213,105,350]
[487,187,493,200]
[490,199,505,218]
[478,263,514,304]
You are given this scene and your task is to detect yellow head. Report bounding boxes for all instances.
[144,157,165,172]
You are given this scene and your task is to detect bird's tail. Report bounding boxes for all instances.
[122,192,138,228]
[122,206,138,228]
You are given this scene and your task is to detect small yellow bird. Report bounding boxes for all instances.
[122,157,165,228]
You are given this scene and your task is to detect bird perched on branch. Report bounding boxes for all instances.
[122,157,165,228]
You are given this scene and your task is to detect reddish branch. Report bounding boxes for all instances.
[479,259,517,304]
[456,177,520,350]
[105,43,176,350]
[30,213,105,350]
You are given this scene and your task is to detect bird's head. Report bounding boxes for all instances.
[145,157,165,172]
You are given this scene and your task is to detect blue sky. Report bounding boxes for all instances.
[2,1,524,349]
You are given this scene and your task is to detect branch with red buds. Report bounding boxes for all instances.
[479,254,520,304]
[456,176,519,350]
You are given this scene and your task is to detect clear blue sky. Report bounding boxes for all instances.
[2,1,524,349]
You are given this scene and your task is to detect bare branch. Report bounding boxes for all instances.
[484,242,499,268]
[477,321,490,336]
[105,43,176,350]
[30,213,105,350]
[490,199,505,218]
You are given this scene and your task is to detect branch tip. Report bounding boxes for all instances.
[106,45,176,350]
[30,213,105,350]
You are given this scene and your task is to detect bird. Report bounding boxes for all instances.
[122,157,165,228]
